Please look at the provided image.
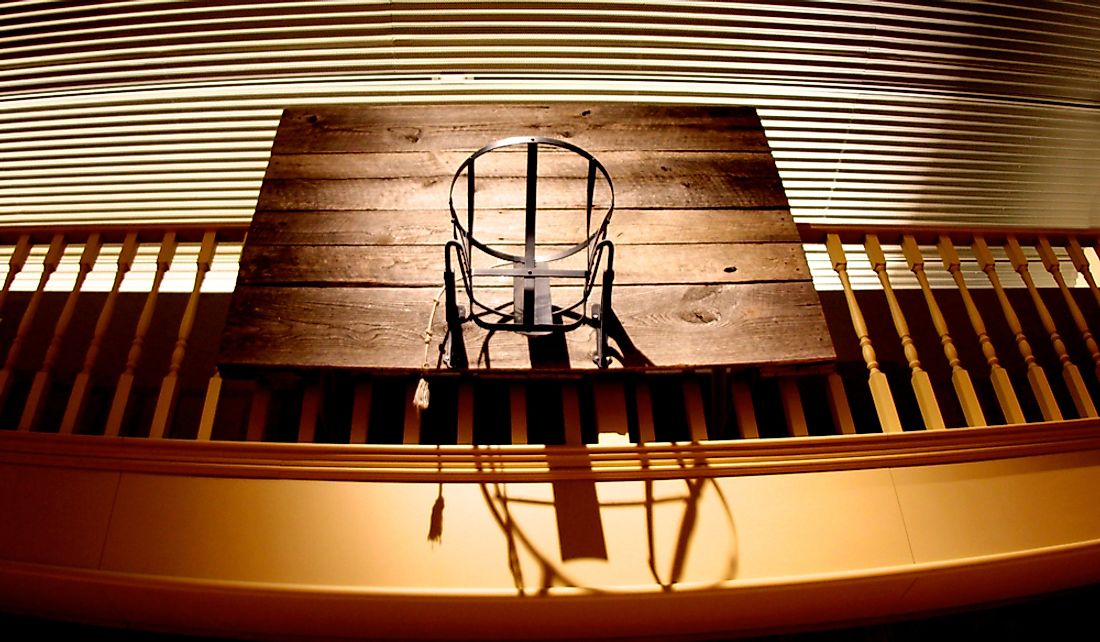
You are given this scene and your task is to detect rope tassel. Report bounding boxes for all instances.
[414,377,430,412]
[414,286,446,413]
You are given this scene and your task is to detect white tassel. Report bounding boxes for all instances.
[413,377,430,412]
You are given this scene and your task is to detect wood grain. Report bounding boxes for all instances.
[255,175,788,211]
[245,209,800,246]
[263,150,782,180]
[237,242,810,286]
[219,103,835,374]
[269,104,770,154]
[218,282,834,372]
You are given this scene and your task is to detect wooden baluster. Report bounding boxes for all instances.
[865,235,945,430]
[1004,236,1096,418]
[634,380,656,443]
[1037,236,1100,381]
[149,232,217,439]
[1065,238,1100,310]
[901,236,985,427]
[938,237,1025,424]
[104,232,177,437]
[20,235,103,431]
[0,235,32,314]
[298,381,322,443]
[825,234,902,433]
[562,383,583,446]
[350,380,372,443]
[973,237,1060,420]
[593,380,629,445]
[824,372,856,434]
[246,382,271,441]
[509,383,527,445]
[402,381,421,445]
[195,372,222,441]
[61,233,139,434]
[682,378,708,442]
[779,378,808,437]
[729,379,759,439]
[455,381,474,445]
[0,235,66,409]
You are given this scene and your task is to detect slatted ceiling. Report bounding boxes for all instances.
[1,4,1098,237]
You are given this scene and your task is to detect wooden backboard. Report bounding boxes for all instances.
[218,104,834,373]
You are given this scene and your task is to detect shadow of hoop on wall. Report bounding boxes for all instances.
[431,446,743,595]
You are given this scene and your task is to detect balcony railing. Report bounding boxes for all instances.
[1,223,1098,445]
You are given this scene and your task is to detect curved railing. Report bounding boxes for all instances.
[2,222,1100,640]
[1,223,1099,443]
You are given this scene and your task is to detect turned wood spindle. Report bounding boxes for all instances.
[0,235,32,314]
[825,234,902,433]
[104,232,178,437]
[865,234,945,430]
[0,235,67,409]
[937,236,1025,424]
[593,380,630,445]
[150,231,218,438]
[973,236,1061,421]
[1004,236,1096,418]
[61,233,139,434]
[1065,238,1100,311]
[19,235,103,431]
[1037,237,1100,379]
[901,235,985,427]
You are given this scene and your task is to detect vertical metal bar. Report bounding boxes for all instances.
[522,142,539,327]
[466,159,475,256]
[585,158,596,263]
[20,234,103,431]
[825,234,902,433]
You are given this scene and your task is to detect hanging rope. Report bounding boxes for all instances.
[414,286,446,412]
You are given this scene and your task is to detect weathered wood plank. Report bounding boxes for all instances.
[270,104,770,154]
[255,176,787,211]
[220,103,833,377]
[263,151,781,180]
[246,209,800,246]
[237,242,810,287]
[218,282,835,372]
